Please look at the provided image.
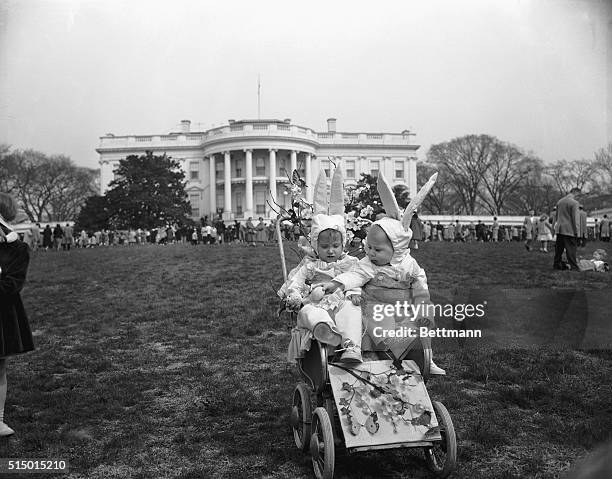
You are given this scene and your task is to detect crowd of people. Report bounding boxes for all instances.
[17,215,307,251]
[407,211,611,251]
[16,207,611,255]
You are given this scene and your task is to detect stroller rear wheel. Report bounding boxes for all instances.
[423,401,457,477]
[310,407,335,479]
[291,382,313,452]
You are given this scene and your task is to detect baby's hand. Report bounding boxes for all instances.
[322,281,342,294]
[350,295,362,306]
[310,286,325,302]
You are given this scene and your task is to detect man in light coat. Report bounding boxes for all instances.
[553,188,581,270]
[578,205,587,247]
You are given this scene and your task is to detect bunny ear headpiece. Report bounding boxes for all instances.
[373,171,438,265]
[310,168,347,253]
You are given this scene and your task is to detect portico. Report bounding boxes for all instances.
[207,148,313,219]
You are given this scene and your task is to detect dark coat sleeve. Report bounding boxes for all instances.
[0,243,30,296]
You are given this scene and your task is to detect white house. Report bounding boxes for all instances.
[97,118,420,220]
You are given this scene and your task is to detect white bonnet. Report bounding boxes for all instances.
[371,216,412,265]
[310,214,346,253]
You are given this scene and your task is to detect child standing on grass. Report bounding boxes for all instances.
[0,192,35,436]
[279,169,363,363]
[324,172,446,375]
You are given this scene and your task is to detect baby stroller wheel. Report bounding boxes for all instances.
[423,401,457,477]
[310,407,335,479]
[291,383,313,452]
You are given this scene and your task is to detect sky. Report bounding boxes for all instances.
[0,0,610,170]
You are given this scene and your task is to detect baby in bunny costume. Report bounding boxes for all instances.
[280,168,363,364]
[324,172,446,375]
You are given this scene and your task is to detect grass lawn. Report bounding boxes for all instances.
[1,240,611,478]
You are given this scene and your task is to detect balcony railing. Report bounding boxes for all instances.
[98,122,415,149]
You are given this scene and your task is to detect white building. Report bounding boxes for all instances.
[97,118,419,220]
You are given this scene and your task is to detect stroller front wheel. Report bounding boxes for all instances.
[291,382,313,452]
[310,407,335,479]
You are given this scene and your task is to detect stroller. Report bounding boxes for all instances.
[278,169,456,478]
[287,276,458,479]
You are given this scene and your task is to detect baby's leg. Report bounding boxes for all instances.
[335,302,362,348]
[297,304,342,346]
[335,302,363,363]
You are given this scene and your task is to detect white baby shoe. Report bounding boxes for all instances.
[0,422,15,436]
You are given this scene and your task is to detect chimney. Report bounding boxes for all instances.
[327,118,336,133]
[283,118,291,123]
[180,120,191,133]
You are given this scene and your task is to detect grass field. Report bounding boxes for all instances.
[1,240,611,478]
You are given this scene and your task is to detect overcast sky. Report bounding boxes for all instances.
[0,0,610,170]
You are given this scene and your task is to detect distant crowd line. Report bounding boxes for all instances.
[408,210,610,250]
[18,216,301,251]
[18,212,611,252]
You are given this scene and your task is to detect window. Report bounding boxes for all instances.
[395,161,404,179]
[279,158,286,175]
[189,193,200,205]
[345,160,355,178]
[255,191,265,214]
[235,160,242,177]
[255,158,265,176]
[370,160,379,177]
[216,161,224,180]
[216,193,224,212]
[189,161,199,180]
[236,192,243,216]
[191,207,199,217]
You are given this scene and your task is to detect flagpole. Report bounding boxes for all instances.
[257,75,261,120]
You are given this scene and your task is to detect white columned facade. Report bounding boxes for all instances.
[290,150,297,174]
[208,155,216,217]
[269,149,277,207]
[223,151,232,219]
[305,153,312,202]
[245,149,253,218]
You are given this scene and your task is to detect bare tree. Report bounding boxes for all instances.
[3,148,98,222]
[427,135,496,214]
[593,143,612,193]
[547,159,597,195]
[480,142,533,214]
[507,159,559,214]
[416,162,457,214]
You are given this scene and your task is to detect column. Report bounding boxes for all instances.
[208,155,216,217]
[224,151,232,220]
[244,149,253,218]
[359,156,367,177]
[305,153,312,202]
[269,149,277,211]
[290,150,297,174]
[408,156,417,197]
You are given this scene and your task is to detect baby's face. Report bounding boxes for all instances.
[366,225,394,266]
[317,229,343,263]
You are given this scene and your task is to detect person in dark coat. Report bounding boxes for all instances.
[0,193,35,436]
[42,225,53,250]
[409,211,424,249]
